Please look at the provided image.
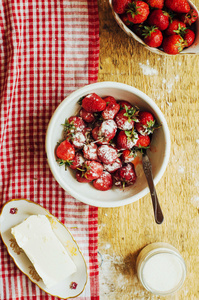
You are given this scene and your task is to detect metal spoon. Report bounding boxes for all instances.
[142,151,164,225]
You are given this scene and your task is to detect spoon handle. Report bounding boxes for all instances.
[142,153,164,225]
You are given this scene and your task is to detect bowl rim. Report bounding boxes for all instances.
[45,81,171,207]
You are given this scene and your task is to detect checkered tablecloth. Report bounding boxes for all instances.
[0,1,99,299]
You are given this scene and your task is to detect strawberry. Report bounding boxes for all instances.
[63,116,85,134]
[103,157,122,173]
[92,126,108,145]
[135,134,151,147]
[121,149,137,163]
[117,100,132,110]
[76,170,92,183]
[121,13,134,26]
[142,26,163,48]
[116,130,138,150]
[93,171,113,191]
[148,10,170,31]
[180,9,198,25]
[115,106,138,130]
[112,0,131,14]
[114,163,137,188]
[70,153,85,170]
[165,19,186,36]
[102,102,120,120]
[99,120,117,141]
[135,111,155,135]
[103,96,117,105]
[165,0,190,13]
[82,93,106,113]
[80,160,103,181]
[145,0,164,9]
[183,29,195,47]
[126,1,150,24]
[69,132,86,149]
[56,140,75,168]
[132,24,144,37]
[83,143,98,161]
[79,108,95,123]
[97,145,118,164]
[162,34,185,54]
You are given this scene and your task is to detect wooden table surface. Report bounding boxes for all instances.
[97,1,199,299]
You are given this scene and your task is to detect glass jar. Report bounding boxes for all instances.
[136,242,187,296]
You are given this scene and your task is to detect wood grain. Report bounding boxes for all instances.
[97,1,199,299]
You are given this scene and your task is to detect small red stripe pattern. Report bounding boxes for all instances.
[0,0,99,299]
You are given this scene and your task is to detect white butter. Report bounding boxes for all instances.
[11,215,77,288]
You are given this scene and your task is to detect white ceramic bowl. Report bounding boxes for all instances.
[45,82,171,207]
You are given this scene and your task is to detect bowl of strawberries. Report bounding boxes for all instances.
[46,81,170,207]
[110,0,199,55]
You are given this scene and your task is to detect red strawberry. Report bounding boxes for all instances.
[112,0,131,14]
[121,13,135,26]
[70,153,85,170]
[165,0,190,13]
[63,116,85,134]
[76,170,92,183]
[103,157,122,173]
[83,143,98,161]
[56,140,75,167]
[116,130,138,150]
[121,149,137,163]
[142,26,163,48]
[135,111,155,135]
[102,102,120,120]
[93,171,113,191]
[114,163,137,188]
[81,160,103,181]
[165,19,186,36]
[97,145,118,164]
[70,132,86,149]
[126,1,150,24]
[180,9,198,25]
[92,126,108,145]
[162,34,185,54]
[183,29,195,47]
[99,120,117,141]
[79,108,95,123]
[135,134,151,147]
[132,24,144,37]
[82,93,106,113]
[148,10,170,31]
[145,0,164,9]
[115,106,138,130]
[117,100,132,110]
[103,96,117,105]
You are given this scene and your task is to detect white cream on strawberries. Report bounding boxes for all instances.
[11,215,77,288]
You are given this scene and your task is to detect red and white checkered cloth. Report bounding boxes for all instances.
[0,0,99,299]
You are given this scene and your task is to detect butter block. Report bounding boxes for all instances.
[11,215,77,288]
